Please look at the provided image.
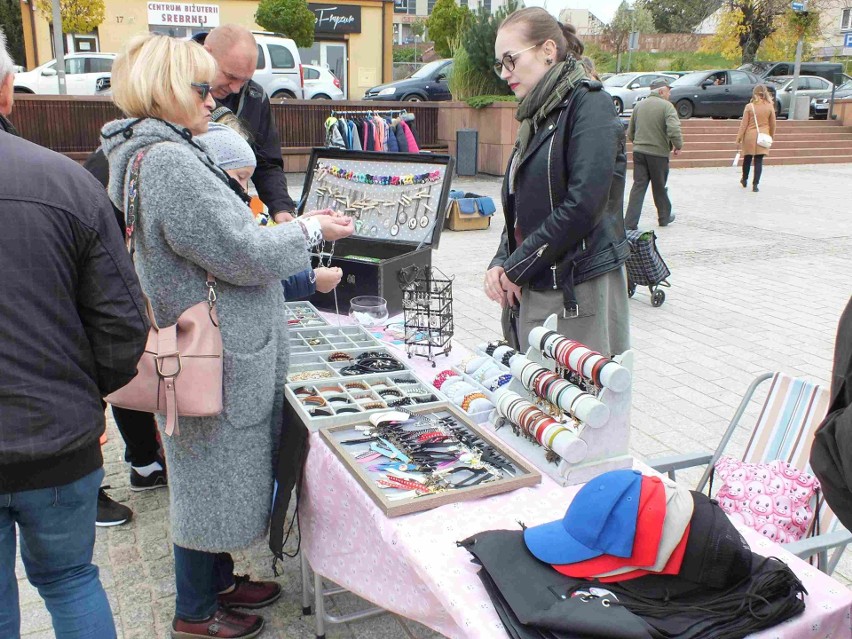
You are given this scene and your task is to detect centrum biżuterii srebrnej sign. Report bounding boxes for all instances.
[309,3,362,34]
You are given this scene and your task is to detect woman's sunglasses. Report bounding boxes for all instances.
[191,82,212,101]
[493,43,540,77]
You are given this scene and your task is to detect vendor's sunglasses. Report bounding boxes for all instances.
[191,82,212,101]
[493,43,541,76]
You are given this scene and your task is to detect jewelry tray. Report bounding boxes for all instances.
[285,370,446,431]
[320,404,541,517]
[284,301,328,329]
[288,345,412,382]
[289,325,376,355]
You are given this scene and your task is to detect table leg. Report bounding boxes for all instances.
[314,571,327,639]
[300,551,313,615]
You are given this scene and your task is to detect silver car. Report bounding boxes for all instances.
[765,75,833,117]
[603,72,677,115]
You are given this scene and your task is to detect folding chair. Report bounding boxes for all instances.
[650,371,851,574]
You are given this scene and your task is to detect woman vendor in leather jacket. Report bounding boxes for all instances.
[484,7,631,356]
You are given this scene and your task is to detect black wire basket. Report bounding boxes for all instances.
[402,266,454,367]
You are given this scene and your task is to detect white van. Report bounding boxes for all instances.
[252,32,304,100]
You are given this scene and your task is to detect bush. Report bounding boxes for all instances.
[458,0,521,98]
[466,94,518,108]
[394,47,416,63]
[449,41,497,100]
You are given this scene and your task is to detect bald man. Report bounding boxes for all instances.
[199,25,297,220]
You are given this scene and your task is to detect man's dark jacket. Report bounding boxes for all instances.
[219,80,297,214]
[811,296,852,530]
[0,130,149,493]
[490,82,630,312]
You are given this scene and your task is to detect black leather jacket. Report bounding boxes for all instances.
[490,81,630,315]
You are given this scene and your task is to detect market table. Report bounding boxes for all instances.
[296,317,852,639]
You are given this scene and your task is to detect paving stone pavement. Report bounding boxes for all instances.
[16,163,852,638]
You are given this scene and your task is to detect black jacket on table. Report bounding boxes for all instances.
[0,130,149,493]
[218,80,297,214]
[810,296,852,530]
[490,82,630,313]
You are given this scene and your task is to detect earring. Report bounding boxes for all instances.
[546,58,553,65]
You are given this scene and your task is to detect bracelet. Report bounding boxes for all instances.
[433,370,458,390]
[329,352,353,362]
[461,392,488,412]
[412,394,438,404]
[307,337,323,346]
[290,370,334,382]
[317,386,342,393]
[591,357,608,386]
[379,389,403,398]
[345,381,369,390]
[501,350,515,367]
[488,374,513,391]
[364,402,386,410]
[353,393,373,400]
[335,407,361,414]
[303,395,327,406]
[309,408,333,417]
[387,397,413,408]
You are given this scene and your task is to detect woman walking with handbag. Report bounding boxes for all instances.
[101,34,353,639]
[736,84,776,192]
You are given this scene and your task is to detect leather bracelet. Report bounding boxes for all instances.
[591,357,608,386]
[335,407,360,414]
[576,351,595,379]
[303,395,327,406]
[310,408,333,417]
[317,386,343,393]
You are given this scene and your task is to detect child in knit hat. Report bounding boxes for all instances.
[199,122,343,295]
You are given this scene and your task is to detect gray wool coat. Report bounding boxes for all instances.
[101,118,310,552]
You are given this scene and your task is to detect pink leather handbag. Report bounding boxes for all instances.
[105,147,223,436]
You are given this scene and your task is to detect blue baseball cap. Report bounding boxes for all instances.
[523,469,643,564]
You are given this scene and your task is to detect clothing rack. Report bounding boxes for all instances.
[330,109,409,117]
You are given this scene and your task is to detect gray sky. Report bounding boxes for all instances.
[522,0,623,23]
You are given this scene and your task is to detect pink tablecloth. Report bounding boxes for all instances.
[300,317,852,638]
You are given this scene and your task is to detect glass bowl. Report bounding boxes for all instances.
[349,296,389,327]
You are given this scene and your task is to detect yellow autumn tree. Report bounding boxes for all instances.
[700,7,747,60]
[35,0,105,35]
[760,9,821,59]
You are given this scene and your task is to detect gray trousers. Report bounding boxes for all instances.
[625,150,672,229]
[514,267,631,357]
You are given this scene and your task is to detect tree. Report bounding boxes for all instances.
[255,0,315,48]
[410,17,426,62]
[760,9,821,59]
[700,0,822,64]
[639,0,722,33]
[35,0,105,35]
[460,0,521,97]
[0,0,25,65]
[602,1,655,68]
[427,0,470,59]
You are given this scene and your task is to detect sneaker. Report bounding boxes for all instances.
[171,608,264,639]
[96,487,132,527]
[218,575,282,610]
[659,213,676,227]
[130,466,168,492]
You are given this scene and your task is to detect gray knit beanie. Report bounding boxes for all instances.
[199,123,256,171]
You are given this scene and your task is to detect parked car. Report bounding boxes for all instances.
[252,32,304,99]
[14,53,115,95]
[657,70,690,78]
[303,64,344,100]
[739,61,844,85]
[812,78,852,119]
[603,71,677,114]
[764,75,833,117]
[666,69,775,119]
[364,59,452,102]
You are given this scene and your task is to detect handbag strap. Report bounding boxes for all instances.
[751,103,761,135]
[125,146,219,323]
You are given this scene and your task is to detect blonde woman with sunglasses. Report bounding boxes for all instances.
[100,34,353,639]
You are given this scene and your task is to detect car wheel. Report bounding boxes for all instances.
[612,97,623,115]
[403,94,424,102]
[271,90,295,100]
[676,99,693,119]
[311,94,331,100]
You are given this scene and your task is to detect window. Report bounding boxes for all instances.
[65,58,86,75]
[256,44,266,70]
[841,8,851,31]
[89,58,113,73]
[304,67,321,80]
[729,71,751,85]
[268,44,295,70]
[634,75,656,87]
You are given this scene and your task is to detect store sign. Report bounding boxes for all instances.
[309,4,361,34]
[147,2,220,27]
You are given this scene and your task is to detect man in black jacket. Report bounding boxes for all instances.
[198,25,298,220]
[811,297,852,531]
[0,30,148,637]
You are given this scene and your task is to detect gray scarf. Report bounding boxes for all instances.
[509,58,587,190]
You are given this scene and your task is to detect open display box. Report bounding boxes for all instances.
[283,301,328,330]
[319,404,541,517]
[289,325,376,356]
[297,149,455,316]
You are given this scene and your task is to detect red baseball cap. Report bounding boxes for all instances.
[552,476,666,578]
[595,522,691,582]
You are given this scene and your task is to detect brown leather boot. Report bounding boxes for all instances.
[171,607,264,639]
[218,575,282,610]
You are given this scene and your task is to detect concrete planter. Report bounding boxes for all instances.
[437,101,519,176]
